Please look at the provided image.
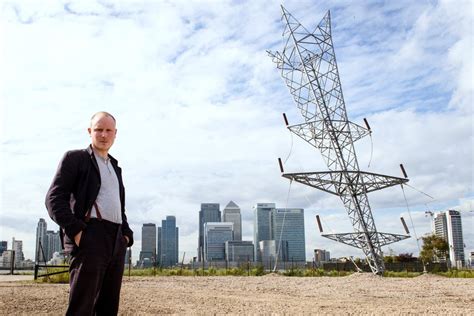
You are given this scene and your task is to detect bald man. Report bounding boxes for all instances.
[46,112,134,315]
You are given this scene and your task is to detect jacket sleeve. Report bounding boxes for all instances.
[120,189,134,247]
[45,151,87,240]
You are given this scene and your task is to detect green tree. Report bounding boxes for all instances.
[395,253,417,262]
[420,234,449,264]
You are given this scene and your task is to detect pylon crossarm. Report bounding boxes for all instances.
[287,120,370,149]
[322,231,410,249]
[282,171,408,196]
[376,232,410,246]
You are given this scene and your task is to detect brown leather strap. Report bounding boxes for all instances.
[84,201,102,222]
[93,201,103,220]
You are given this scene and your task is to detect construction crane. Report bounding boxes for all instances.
[268,6,410,275]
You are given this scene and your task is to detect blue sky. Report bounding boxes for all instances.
[0,0,472,263]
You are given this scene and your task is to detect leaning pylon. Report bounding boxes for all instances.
[268,6,410,275]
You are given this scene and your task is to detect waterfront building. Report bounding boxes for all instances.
[223,201,242,241]
[204,222,233,262]
[434,210,465,267]
[198,203,221,261]
[0,241,8,256]
[139,223,156,267]
[225,240,254,262]
[35,218,48,262]
[158,216,179,267]
[46,230,61,261]
[253,203,275,261]
[12,238,24,265]
[314,249,330,263]
[0,251,13,268]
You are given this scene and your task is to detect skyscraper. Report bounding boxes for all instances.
[225,241,254,262]
[35,218,62,262]
[273,208,305,262]
[158,216,179,267]
[0,241,7,256]
[223,201,242,241]
[46,230,61,261]
[204,222,233,261]
[198,203,221,261]
[434,210,465,266]
[253,203,275,261]
[35,218,48,262]
[12,238,24,265]
[140,223,156,267]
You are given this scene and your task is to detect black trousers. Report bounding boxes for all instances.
[66,219,127,316]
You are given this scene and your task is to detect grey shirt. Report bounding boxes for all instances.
[90,150,122,224]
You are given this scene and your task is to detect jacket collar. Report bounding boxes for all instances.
[86,144,118,165]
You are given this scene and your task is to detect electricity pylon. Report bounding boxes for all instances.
[268,6,410,275]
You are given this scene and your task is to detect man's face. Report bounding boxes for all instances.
[88,115,117,154]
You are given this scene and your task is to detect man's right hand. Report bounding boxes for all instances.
[74,231,83,247]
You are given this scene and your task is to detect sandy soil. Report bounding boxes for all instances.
[0,274,473,315]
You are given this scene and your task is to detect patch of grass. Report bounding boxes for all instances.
[283,268,304,277]
[36,268,70,284]
[435,269,474,278]
[383,270,421,278]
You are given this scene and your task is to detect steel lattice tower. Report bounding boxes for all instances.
[268,6,410,275]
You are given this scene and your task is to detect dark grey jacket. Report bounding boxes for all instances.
[45,146,134,251]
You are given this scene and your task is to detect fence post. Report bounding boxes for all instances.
[10,251,15,275]
[34,264,39,280]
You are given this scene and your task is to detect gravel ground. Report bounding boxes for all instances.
[0,274,473,315]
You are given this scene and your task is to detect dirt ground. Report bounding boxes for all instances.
[0,274,473,315]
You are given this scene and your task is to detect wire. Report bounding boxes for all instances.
[401,184,422,253]
[367,133,373,169]
[283,131,294,164]
[273,179,293,272]
[404,183,435,200]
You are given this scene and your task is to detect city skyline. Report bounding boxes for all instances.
[2,204,471,266]
[0,1,473,263]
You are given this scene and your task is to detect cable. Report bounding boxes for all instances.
[404,183,435,200]
[367,133,373,169]
[401,184,422,252]
[283,131,294,164]
[273,179,293,272]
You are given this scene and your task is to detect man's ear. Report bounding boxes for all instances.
[88,127,92,136]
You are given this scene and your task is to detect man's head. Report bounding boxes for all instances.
[88,111,117,157]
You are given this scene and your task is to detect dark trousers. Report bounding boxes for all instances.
[66,219,127,316]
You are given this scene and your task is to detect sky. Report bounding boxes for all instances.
[0,0,472,263]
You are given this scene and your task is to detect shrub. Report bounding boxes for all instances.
[36,268,70,284]
[252,265,265,276]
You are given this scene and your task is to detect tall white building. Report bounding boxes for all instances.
[223,201,242,241]
[46,230,62,261]
[434,210,465,267]
[12,238,24,265]
[35,218,48,262]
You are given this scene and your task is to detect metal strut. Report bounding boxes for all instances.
[269,6,410,275]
